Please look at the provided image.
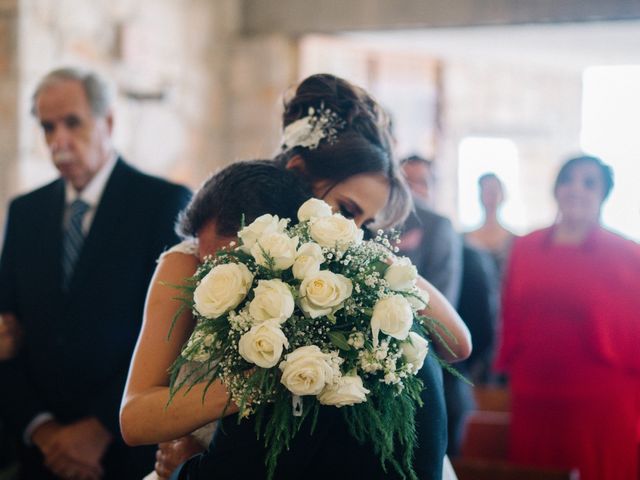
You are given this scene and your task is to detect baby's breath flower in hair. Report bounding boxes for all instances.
[282,103,346,151]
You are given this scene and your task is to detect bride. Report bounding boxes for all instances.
[120,74,471,479]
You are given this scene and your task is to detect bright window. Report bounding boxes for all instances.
[581,66,640,241]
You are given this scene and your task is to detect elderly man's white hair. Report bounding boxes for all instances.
[31,66,113,117]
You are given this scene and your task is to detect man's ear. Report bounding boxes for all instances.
[285,154,306,174]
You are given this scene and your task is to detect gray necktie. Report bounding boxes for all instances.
[62,199,90,288]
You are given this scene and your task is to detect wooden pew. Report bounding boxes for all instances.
[473,386,510,412]
[460,410,510,460]
[453,458,580,480]
[455,386,580,480]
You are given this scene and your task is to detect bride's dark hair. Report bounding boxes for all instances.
[275,73,411,230]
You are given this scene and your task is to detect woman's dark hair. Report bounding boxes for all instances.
[177,160,312,238]
[275,74,411,229]
[478,172,503,190]
[400,154,433,169]
[554,154,614,201]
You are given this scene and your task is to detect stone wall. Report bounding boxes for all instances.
[227,34,297,163]
[243,0,640,34]
[1,0,300,242]
[0,0,18,227]
[16,0,240,191]
[7,0,299,192]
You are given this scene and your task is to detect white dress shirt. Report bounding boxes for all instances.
[63,153,118,233]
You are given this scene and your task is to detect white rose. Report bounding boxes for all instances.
[292,242,324,280]
[400,332,429,374]
[279,345,336,396]
[385,257,418,291]
[193,263,254,318]
[238,214,288,253]
[309,214,364,251]
[318,375,371,408]
[251,232,298,270]
[299,270,353,319]
[318,375,370,407]
[238,320,289,368]
[407,288,430,311]
[297,198,333,222]
[370,294,413,346]
[248,279,295,324]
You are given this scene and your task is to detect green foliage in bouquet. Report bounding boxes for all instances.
[168,198,460,480]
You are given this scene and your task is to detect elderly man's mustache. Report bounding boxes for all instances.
[52,151,74,165]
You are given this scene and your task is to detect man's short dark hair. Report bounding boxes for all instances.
[478,172,503,188]
[177,160,313,238]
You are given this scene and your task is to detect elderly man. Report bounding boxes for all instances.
[0,67,191,479]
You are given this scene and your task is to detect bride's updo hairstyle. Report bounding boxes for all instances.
[276,74,411,230]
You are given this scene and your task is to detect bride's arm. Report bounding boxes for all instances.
[416,275,472,363]
[120,252,236,446]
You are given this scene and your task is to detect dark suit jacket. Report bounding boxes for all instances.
[0,159,191,479]
[173,351,446,480]
[399,206,463,306]
[457,244,497,377]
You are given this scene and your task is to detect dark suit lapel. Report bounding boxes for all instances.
[67,159,132,292]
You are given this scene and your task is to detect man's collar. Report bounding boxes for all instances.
[65,153,118,206]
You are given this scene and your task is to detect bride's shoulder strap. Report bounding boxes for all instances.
[158,238,199,261]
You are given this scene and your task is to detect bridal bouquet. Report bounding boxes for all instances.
[169,198,445,480]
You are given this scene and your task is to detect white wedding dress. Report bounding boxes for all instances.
[144,240,217,480]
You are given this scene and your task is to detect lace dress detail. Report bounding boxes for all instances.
[159,238,199,260]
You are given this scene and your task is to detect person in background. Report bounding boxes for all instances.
[399,155,463,305]
[465,173,515,277]
[455,245,498,386]
[496,154,640,480]
[0,67,191,480]
[398,155,472,457]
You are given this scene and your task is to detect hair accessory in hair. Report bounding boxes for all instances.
[282,103,346,151]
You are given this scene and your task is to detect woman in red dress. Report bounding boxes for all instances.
[496,155,640,480]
